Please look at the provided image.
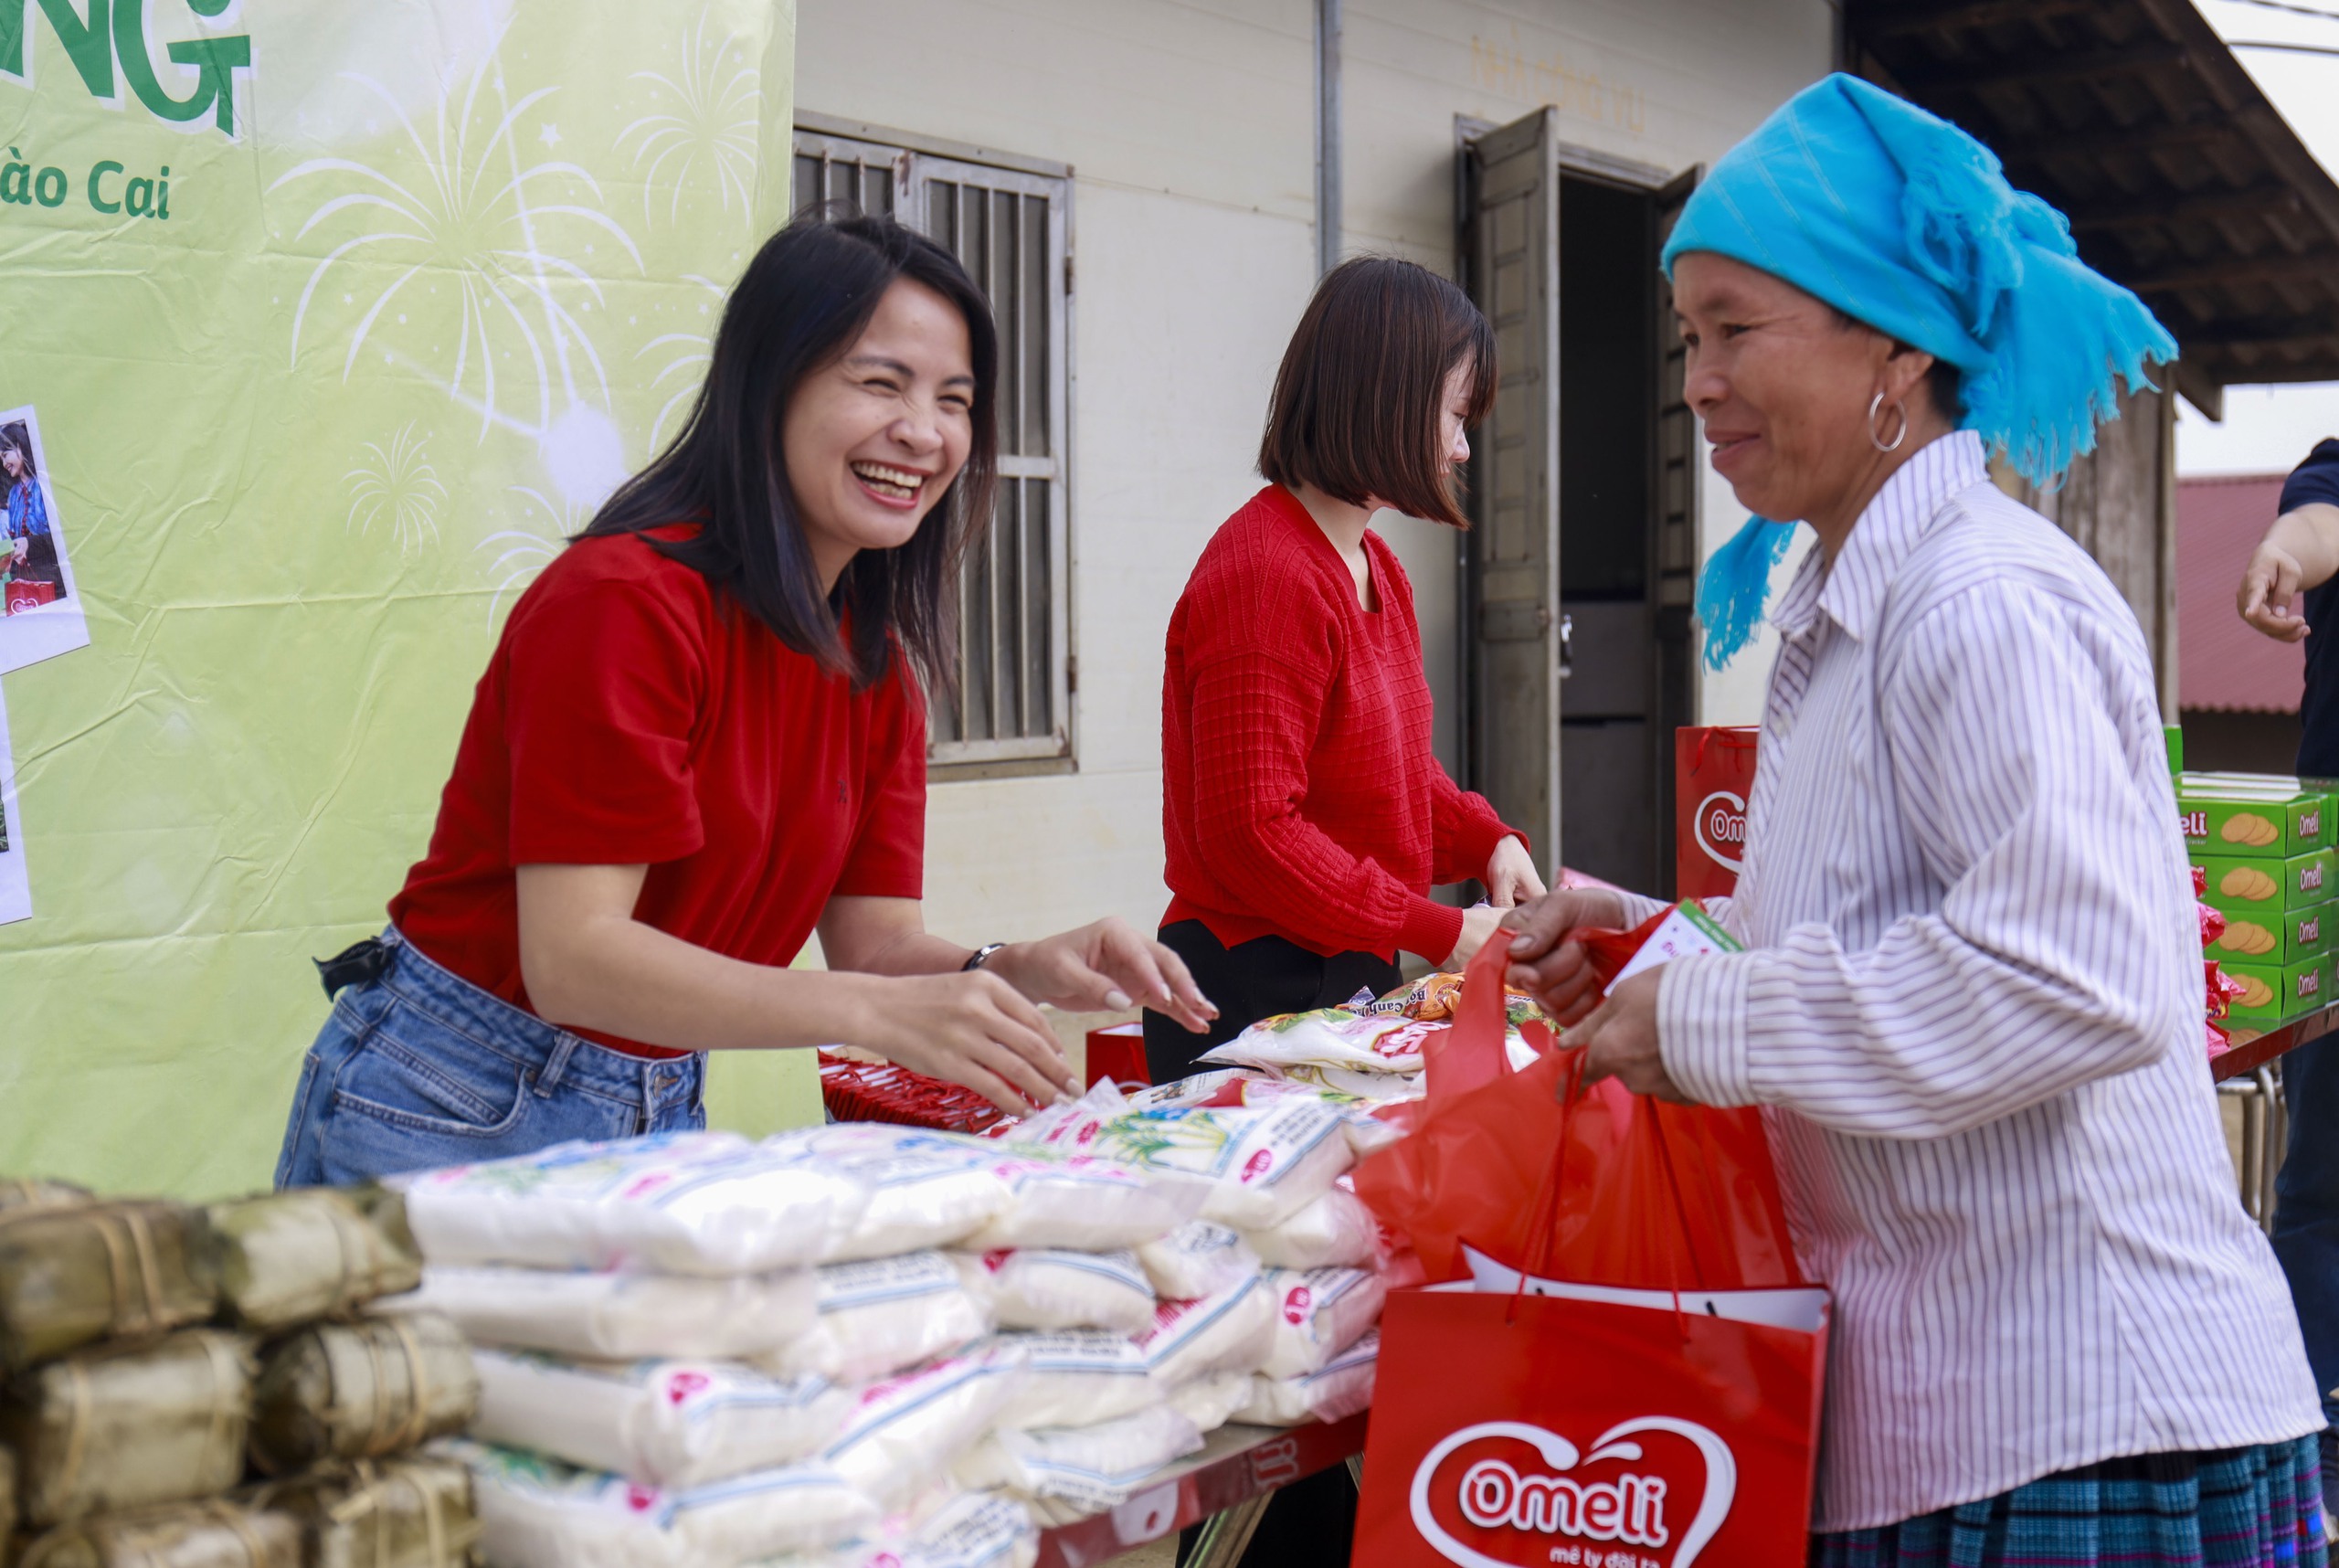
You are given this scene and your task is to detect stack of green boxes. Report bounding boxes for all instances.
[2179,770,2336,1027]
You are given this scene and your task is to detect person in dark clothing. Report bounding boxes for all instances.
[2234,437,2339,1532]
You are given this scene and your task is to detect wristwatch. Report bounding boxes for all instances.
[962,942,1008,972]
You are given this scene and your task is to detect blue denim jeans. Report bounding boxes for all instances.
[274,927,706,1188]
[2276,1039,2339,1429]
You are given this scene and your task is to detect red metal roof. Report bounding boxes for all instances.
[2177,473,2303,715]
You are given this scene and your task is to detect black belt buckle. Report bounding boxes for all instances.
[314,936,395,999]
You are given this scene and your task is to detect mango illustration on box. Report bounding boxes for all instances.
[1608,901,1742,991]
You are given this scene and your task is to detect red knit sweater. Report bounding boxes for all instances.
[1161,485,1520,963]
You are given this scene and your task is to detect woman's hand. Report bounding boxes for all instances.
[842,969,1082,1116]
[2238,539,2310,642]
[1563,969,1691,1103]
[1499,886,1629,1025]
[1484,835,1546,908]
[1442,903,1506,971]
[986,916,1218,1033]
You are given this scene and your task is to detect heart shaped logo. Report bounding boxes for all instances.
[1408,1418,1735,1568]
[1693,791,1746,874]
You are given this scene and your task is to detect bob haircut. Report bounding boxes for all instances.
[1256,256,1496,529]
[580,212,999,693]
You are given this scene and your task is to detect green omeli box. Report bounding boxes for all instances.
[2175,777,2333,859]
[2165,725,2185,776]
[2208,899,2333,967]
[2196,848,2337,915]
[2218,950,2334,1024]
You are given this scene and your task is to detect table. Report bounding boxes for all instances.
[1032,1415,1368,1568]
[2210,1001,2338,1081]
[2210,1003,2334,1229]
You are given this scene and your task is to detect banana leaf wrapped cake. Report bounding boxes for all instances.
[242,1454,482,1568]
[1,1329,253,1527]
[206,1191,421,1334]
[249,1314,477,1475]
[0,1201,218,1372]
[12,1499,301,1568]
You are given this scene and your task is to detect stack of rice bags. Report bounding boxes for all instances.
[0,1176,478,1567]
[997,1079,1393,1444]
[1191,969,1546,1102]
[382,1126,1232,1561]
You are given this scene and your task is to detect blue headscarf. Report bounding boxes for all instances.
[1664,73,2177,669]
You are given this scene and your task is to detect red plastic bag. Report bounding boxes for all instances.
[1353,932,1803,1289]
[1676,726,1758,900]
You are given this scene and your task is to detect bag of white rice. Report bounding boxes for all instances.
[955,1404,1203,1520]
[1131,1276,1275,1388]
[1260,1266,1384,1380]
[1197,1010,1437,1076]
[958,1154,1201,1253]
[1164,1368,1252,1435]
[1235,1328,1378,1426]
[760,1253,990,1384]
[470,1349,849,1489]
[952,1248,1155,1334]
[1241,1185,1381,1271]
[763,1490,1039,1568]
[379,1264,814,1360]
[1135,1222,1260,1302]
[986,1331,1159,1430]
[450,1437,875,1568]
[397,1133,870,1276]
[823,1342,1028,1508]
[758,1128,1010,1262]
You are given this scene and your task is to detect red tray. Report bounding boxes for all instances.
[817,1052,1010,1135]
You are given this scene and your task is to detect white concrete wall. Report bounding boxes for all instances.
[794,0,1834,947]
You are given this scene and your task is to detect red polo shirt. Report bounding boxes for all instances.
[390,526,926,1059]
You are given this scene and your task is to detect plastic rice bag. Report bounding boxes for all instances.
[1259,1266,1384,1380]
[1240,1184,1381,1271]
[822,1343,1029,1508]
[452,1438,876,1568]
[951,1248,1154,1334]
[1235,1328,1378,1426]
[1198,1010,1438,1075]
[1131,1277,1275,1388]
[958,1154,1202,1253]
[986,1332,1159,1431]
[757,1128,1010,1262]
[759,1254,990,1384]
[471,1349,851,1489]
[1164,1368,1252,1435]
[378,1264,814,1360]
[1129,1073,1407,1154]
[1135,1222,1260,1301]
[397,1133,870,1277]
[756,1491,1039,1568]
[955,1404,1203,1520]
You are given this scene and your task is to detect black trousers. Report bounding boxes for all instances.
[1144,920,1397,1568]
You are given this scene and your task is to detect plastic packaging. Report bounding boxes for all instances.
[396,1132,869,1277]
[377,1264,815,1360]
[986,1331,1160,1431]
[206,1188,421,1332]
[757,1127,1011,1262]
[1134,1222,1260,1302]
[759,1253,990,1384]
[1130,1276,1275,1389]
[2,1330,251,1528]
[821,1342,1030,1508]
[470,1349,851,1489]
[955,1404,1204,1520]
[249,1313,479,1474]
[958,1154,1203,1253]
[760,1490,1040,1568]
[1259,1266,1385,1380]
[1240,1184,1380,1271]
[1197,1010,1438,1077]
[1236,1327,1379,1425]
[952,1248,1155,1334]
[1165,1368,1253,1435]
[452,1438,877,1568]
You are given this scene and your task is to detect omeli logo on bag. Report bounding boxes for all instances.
[1408,1419,1736,1568]
[1694,792,1747,874]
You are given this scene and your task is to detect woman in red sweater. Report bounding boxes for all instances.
[276,215,1212,1187]
[1148,257,1539,1084]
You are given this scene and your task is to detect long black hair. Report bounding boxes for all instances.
[0,423,35,486]
[580,214,998,691]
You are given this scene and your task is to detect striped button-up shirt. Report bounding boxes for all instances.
[1635,432,2323,1531]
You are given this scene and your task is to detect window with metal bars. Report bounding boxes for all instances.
[791,119,1074,771]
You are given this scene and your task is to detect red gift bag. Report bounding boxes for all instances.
[4,578,58,616]
[1354,1052,1829,1565]
[1676,726,1758,901]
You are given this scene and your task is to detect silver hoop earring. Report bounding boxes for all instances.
[1868,390,1908,453]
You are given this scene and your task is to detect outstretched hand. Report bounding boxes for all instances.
[1562,968,1691,1103]
[1499,886,1627,1026]
[986,916,1219,1033]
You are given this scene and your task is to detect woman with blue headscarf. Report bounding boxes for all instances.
[1504,75,2329,1565]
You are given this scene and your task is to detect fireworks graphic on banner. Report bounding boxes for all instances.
[618,14,761,225]
[344,423,448,554]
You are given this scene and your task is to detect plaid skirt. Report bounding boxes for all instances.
[1810,1436,2329,1568]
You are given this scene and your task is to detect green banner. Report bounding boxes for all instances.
[0,0,813,1197]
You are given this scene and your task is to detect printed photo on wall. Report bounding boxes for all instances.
[0,683,28,926]
[0,406,90,675]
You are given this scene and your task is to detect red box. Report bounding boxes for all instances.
[1675,726,1758,902]
[4,579,58,616]
[1085,1021,1149,1090]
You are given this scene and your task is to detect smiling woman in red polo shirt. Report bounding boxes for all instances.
[1147,256,1540,1087]
[276,215,1212,1187]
